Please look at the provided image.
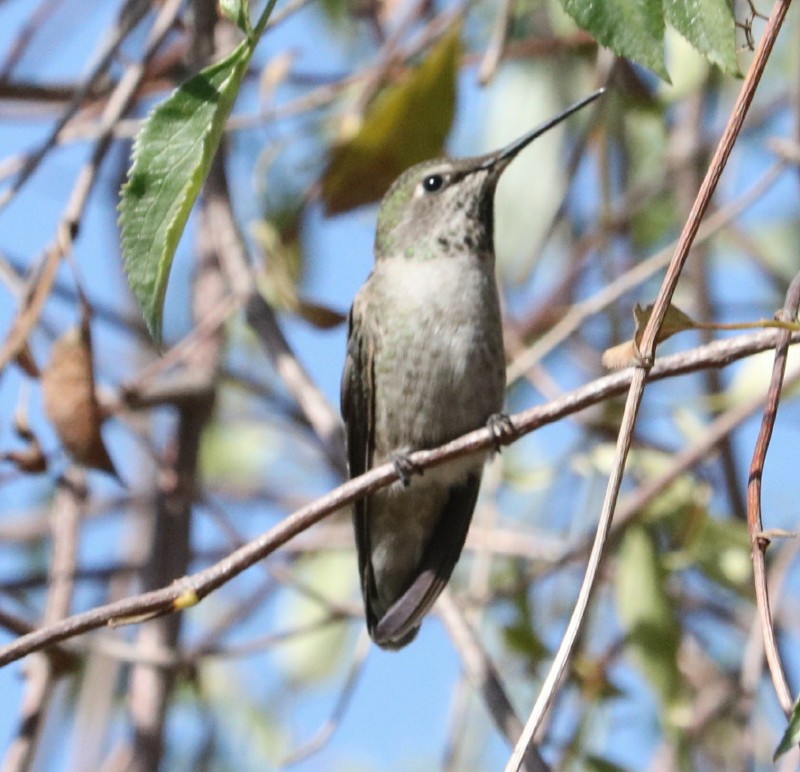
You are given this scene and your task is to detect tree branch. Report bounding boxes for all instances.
[0,328,796,668]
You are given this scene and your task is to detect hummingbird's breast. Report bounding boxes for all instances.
[367,254,506,462]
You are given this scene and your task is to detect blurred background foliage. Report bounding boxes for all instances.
[1,0,799,770]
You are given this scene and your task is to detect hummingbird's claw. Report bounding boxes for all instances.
[391,452,422,486]
[487,413,517,451]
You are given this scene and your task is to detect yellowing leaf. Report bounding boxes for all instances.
[252,217,346,329]
[321,25,460,214]
[252,218,303,312]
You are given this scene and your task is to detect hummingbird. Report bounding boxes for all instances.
[341,90,604,649]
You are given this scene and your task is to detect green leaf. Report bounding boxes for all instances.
[119,41,252,341]
[616,525,681,705]
[502,609,548,666]
[219,0,252,34]
[558,0,669,81]
[273,553,353,684]
[685,514,752,595]
[199,420,280,487]
[321,24,460,214]
[775,695,800,760]
[664,0,740,76]
[582,756,629,772]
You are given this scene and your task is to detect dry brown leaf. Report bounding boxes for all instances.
[633,302,697,347]
[1,446,47,474]
[601,340,639,370]
[602,302,698,369]
[14,342,40,378]
[320,24,460,214]
[41,318,120,480]
[1,405,47,473]
[296,298,347,329]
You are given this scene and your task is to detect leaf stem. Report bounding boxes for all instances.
[253,0,282,39]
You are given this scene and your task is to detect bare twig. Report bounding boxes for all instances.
[0,328,796,668]
[443,467,505,769]
[674,89,747,521]
[746,271,800,715]
[125,12,229,761]
[0,0,68,80]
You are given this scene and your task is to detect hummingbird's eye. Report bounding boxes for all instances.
[422,174,444,193]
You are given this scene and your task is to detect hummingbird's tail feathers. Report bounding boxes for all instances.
[369,473,480,649]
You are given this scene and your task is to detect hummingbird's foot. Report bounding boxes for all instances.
[391,452,422,487]
[487,413,517,451]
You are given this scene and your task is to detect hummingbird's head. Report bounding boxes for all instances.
[374,156,505,262]
[373,88,605,262]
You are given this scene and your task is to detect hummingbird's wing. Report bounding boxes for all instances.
[340,295,372,481]
[340,293,378,625]
[372,473,480,648]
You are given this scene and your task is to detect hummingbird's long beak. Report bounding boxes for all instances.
[479,87,606,171]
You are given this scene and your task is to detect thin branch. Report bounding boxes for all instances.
[0,0,68,80]
[746,271,800,715]
[125,11,229,760]
[637,4,791,362]
[674,88,747,521]
[443,468,504,770]
[0,328,795,668]
[87,613,347,667]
